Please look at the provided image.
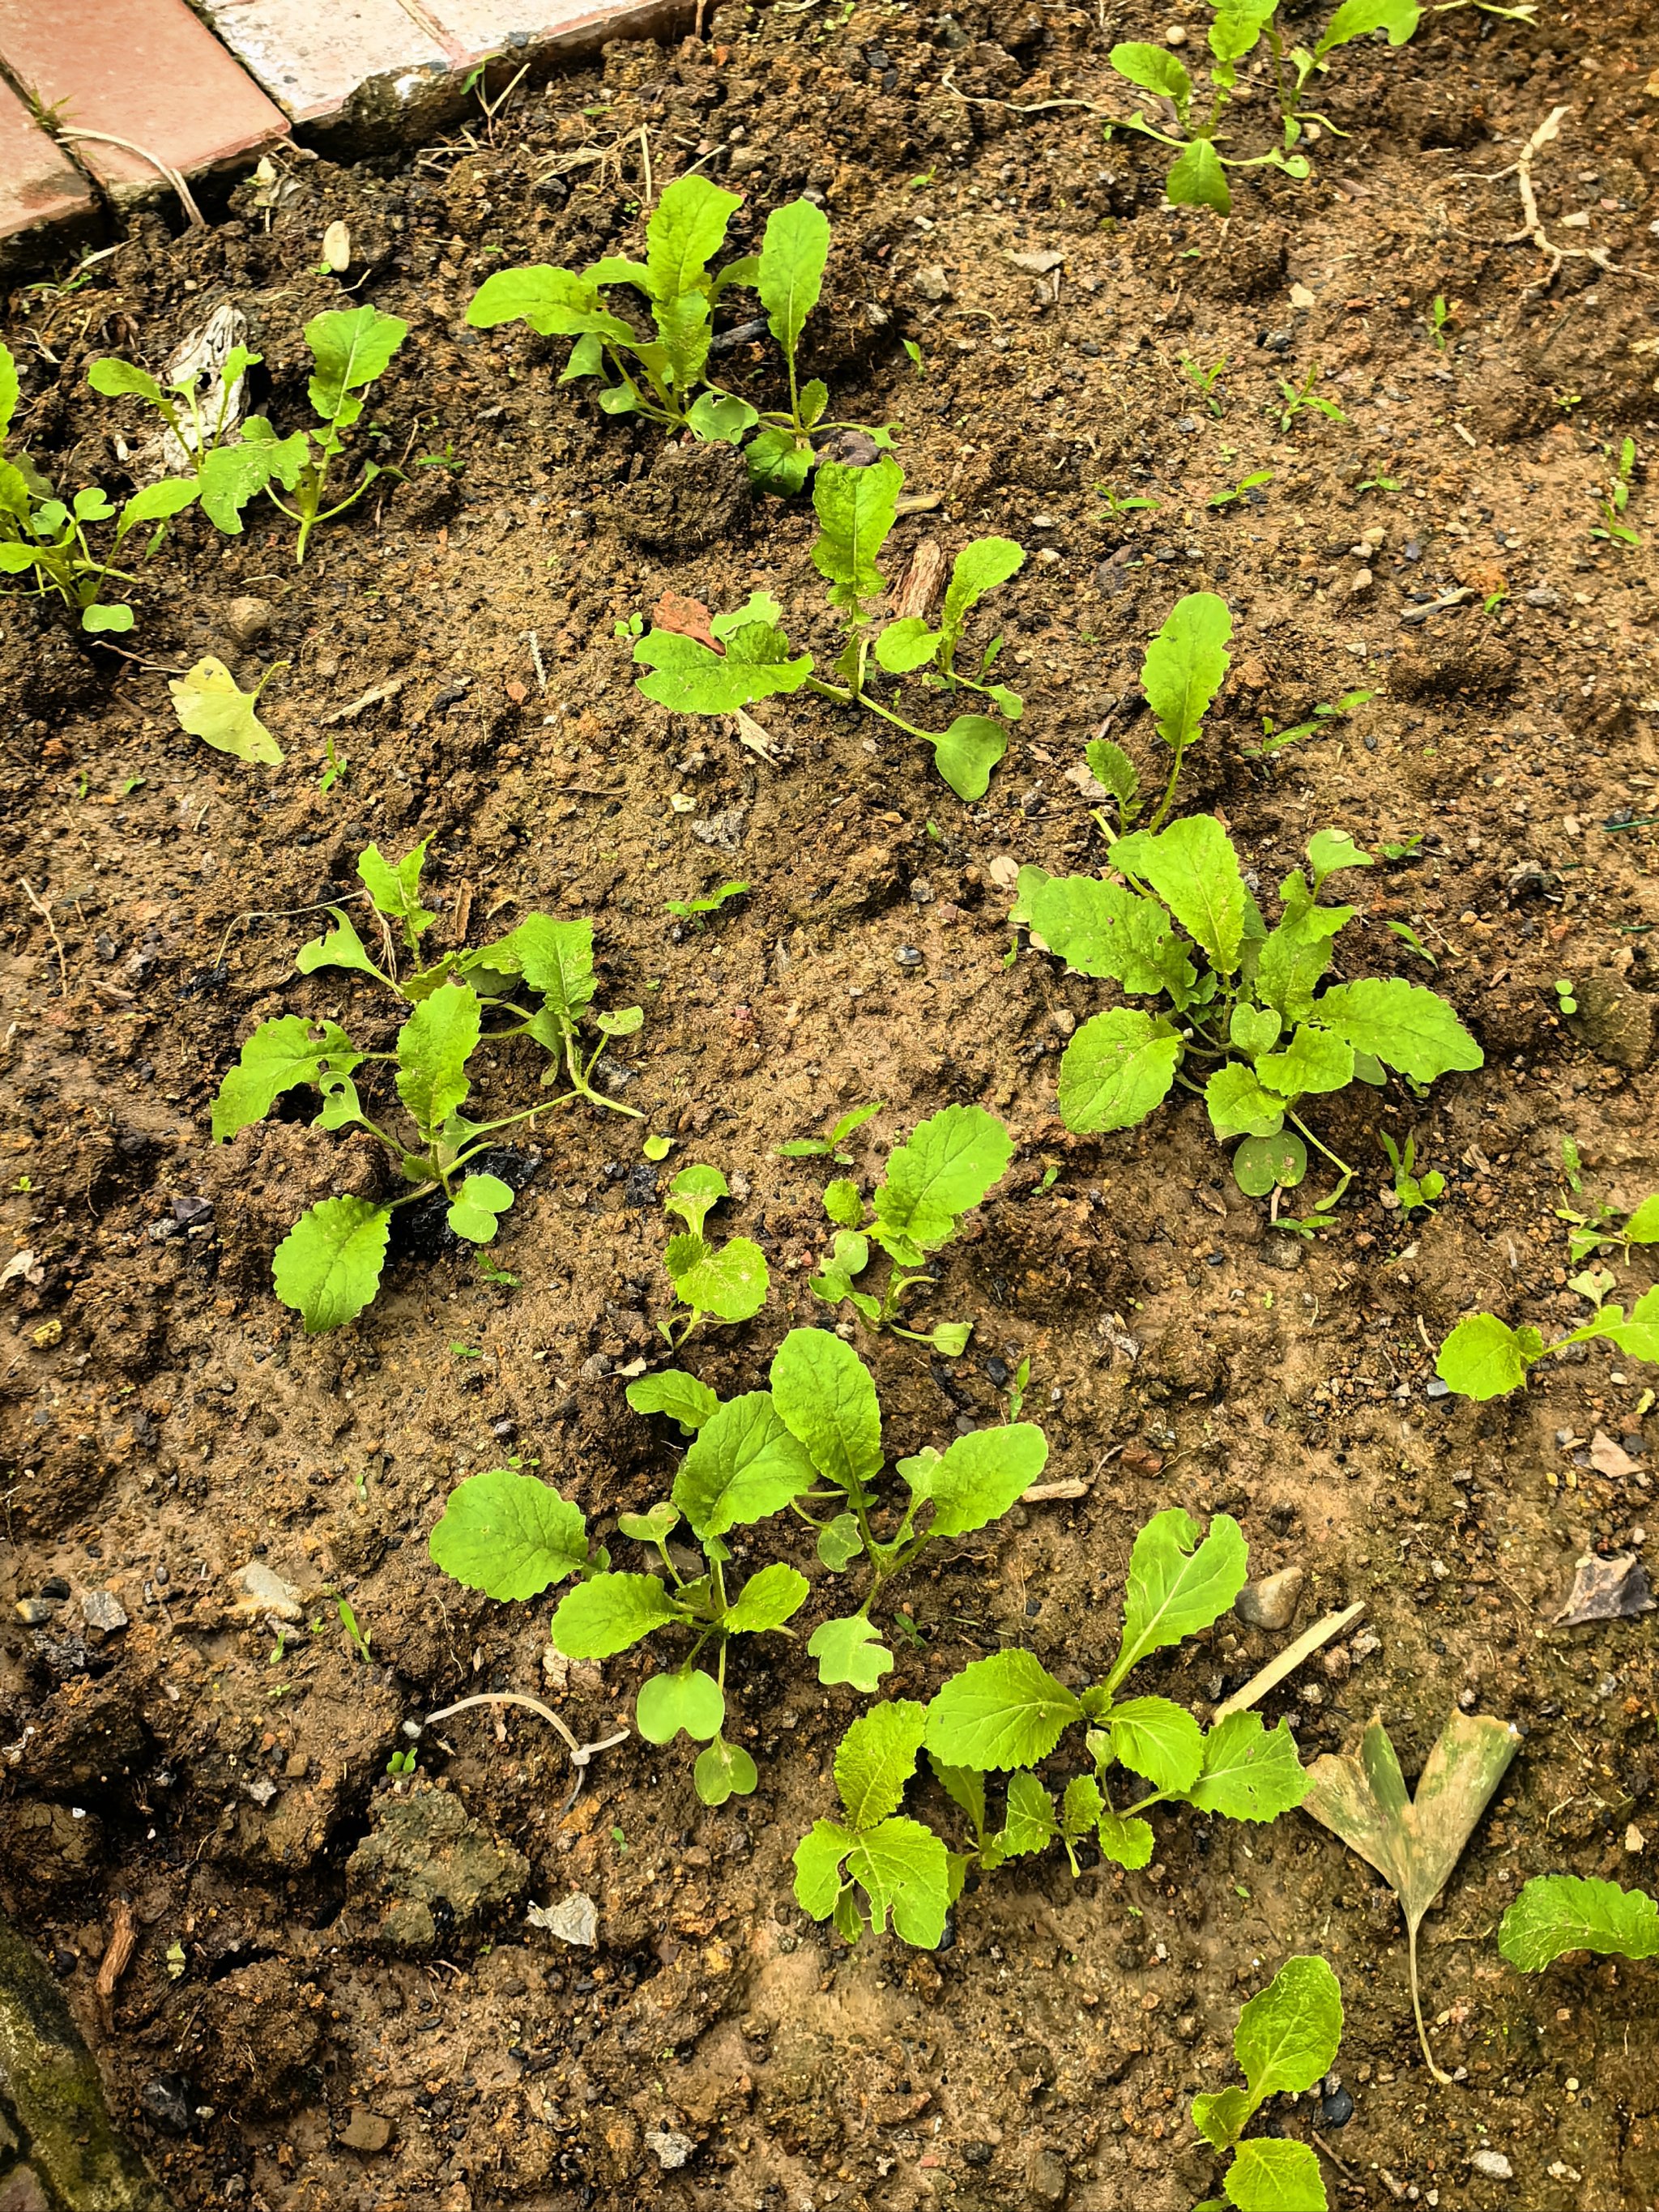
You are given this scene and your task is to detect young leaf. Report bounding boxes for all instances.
[168,655,283,764]
[1313,978,1482,1083]
[818,1512,864,1570]
[809,1613,895,1691]
[835,1700,928,1829]
[812,454,902,615]
[394,979,480,1136]
[672,1392,817,1537]
[1105,1696,1205,1796]
[665,1233,769,1323]
[358,838,436,943]
[723,1560,810,1634]
[1225,2139,1327,2212]
[634,620,814,712]
[1191,2084,1254,2154]
[874,1103,1013,1248]
[794,1819,856,1919]
[1317,0,1420,57]
[1095,1807,1156,1869]
[637,1668,725,1744]
[1111,1510,1248,1690]
[874,615,941,676]
[1143,590,1232,757]
[757,197,830,364]
[194,440,283,534]
[1257,904,1347,1023]
[1124,813,1246,974]
[769,1326,884,1491]
[911,1424,1048,1537]
[552,1571,679,1657]
[211,1015,326,1140]
[113,475,198,547]
[429,1467,588,1599]
[1186,1712,1308,1822]
[305,305,408,429]
[625,1370,719,1434]
[1235,1955,1344,2099]
[1110,40,1193,117]
[1306,828,1373,889]
[1057,1008,1183,1134]
[930,713,1009,803]
[617,1502,680,1545]
[1205,1063,1287,1141]
[745,424,814,497]
[273,1196,391,1334]
[447,1172,514,1245]
[923,1649,1082,1772]
[1166,139,1231,215]
[1435,1313,1538,1401]
[646,173,742,303]
[1255,1025,1354,1099]
[296,908,382,982]
[1232,1132,1307,1199]
[696,1736,759,1805]
[1085,737,1140,813]
[823,1178,865,1229]
[1498,1875,1659,1972]
[685,390,759,444]
[846,1816,951,1946]
[1026,876,1186,996]
[1000,1770,1059,1856]
[940,537,1026,648]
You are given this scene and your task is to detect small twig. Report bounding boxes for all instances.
[19,879,67,996]
[424,1692,630,1811]
[523,629,548,692]
[939,66,1115,117]
[1213,1603,1367,1721]
[1312,2129,1354,2177]
[56,129,204,226]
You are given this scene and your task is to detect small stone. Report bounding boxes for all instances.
[915,265,953,302]
[80,1590,128,1633]
[1523,586,1560,607]
[339,2109,394,2154]
[646,2128,694,2172]
[139,2077,193,2133]
[1026,2144,1069,2206]
[40,1575,70,1600]
[1260,1236,1304,1272]
[1469,2149,1513,2180]
[172,1194,215,1225]
[1347,566,1374,597]
[527,1891,598,1946]
[1164,21,1189,42]
[894,945,925,969]
[1555,1551,1654,1626]
[0,2167,50,2212]
[15,1597,61,1626]
[1322,1645,1352,1682]
[224,595,275,645]
[1320,2084,1354,2128]
[691,805,747,855]
[1235,1566,1305,1632]
[1626,1822,1644,1854]
[232,1562,305,1622]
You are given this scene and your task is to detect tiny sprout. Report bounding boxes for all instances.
[1179,352,1226,416]
[1428,293,1452,348]
[1275,364,1346,430]
[1555,977,1579,1016]
[664,879,748,919]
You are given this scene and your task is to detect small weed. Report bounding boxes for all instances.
[1428,292,1452,347]
[1386,919,1436,967]
[1207,467,1273,510]
[1095,480,1160,518]
[664,879,748,919]
[1592,436,1640,549]
[1274,364,1346,430]
[1358,472,1404,494]
[1179,352,1227,416]
[776,1099,884,1166]
[338,1597,373,1663]
[1380,1131,1444,1213]
[386,1746,418,1775]
[1554,976,1579,1016]
[902,338,926,376]
[654,1164,769,1349]
[1243,686,1371,760]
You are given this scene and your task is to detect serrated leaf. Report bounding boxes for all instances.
[551,1571,679,1658]
[846,1815,951,1946]
[835,1700,928,1829]
[1435,1313,1536,1400]
[1205,1063,1286,1141]
[1095,1807,1155,1869]
[672,1392,817,1537]
[635,620,813,713]
[646,173,741,303]
[1498,1875,1659,1971]
[637,1668,725,1744]
[1057,1008,1183,1134]
[1168,138,1230,213]
[1085,737,1140,811]
[1125,812,1246,975]
[1192,2083,1254,2153]
[940,536,1025,650]
[874,1102,1013,1248]
[1225,2138,1326,2212]
[812,454,902,614]
[769,1326,883,1490]
[211,1015,325,1140]
[913,1424,1047,1538]
[167,657,283,765]
[652,289,713,394]
[394,979,480,1136]
[1000,1769,1059,1856]
[1236,1955,1343,2099]
[1111,1510,1249,1691]
[1255,1025,1354,1098]
[809,1613,895,1690]
[1313,978,1482,1083]
[723,1560,809,1634]
[195,440,279,533]
[305,305,407,429]
[1106,1696,1205,1795]
[625,1370,719,1434]
[824,1178,866,1229]
[929,712,1009,802]
[757,196,830,362]
[923,1650,1081,1772]
[1026,876,1186,995]
[358,838,435,941]
[1188,1712,1309,1822]
[429,1467,588,1599]
[1257,905,1348,1023]
[272,1196,390,1333]
[447,1172,514,1244]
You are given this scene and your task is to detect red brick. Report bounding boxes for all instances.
[0,75,96,266]
[0,0,286,204]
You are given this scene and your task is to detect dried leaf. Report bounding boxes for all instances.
[168,656,284,765]
[527,1891,598,1946]
[1302,1710,1520,2082]
[1589,1428,1640,1481]
[1555,1551,1654,1627]
[652,591,721,651]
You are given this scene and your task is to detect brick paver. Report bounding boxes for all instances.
[0,76,97,266]
[201,0,454,129]
[424,0,683,67]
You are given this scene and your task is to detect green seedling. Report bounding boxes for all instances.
[902,338,926,376]
[92,305,407,562]
[664,879,748,919]
[1559,1187,1659,1267]
[387,1746,418,1775]
[88,333,258,464]
[1380,1131,1444,1213]
[1004,1354,1031,1421]
[1096,480,1160,518]
[802,1102,1013,1352]
[1191,1956,1343,2212]
[614,612,645,641]
[1274,365,1346,430]
[1427,293,1452,348]
[1437,1282,1659,1401]
[1180,352,1227,416]
[0,342,197,633]
[633,1327,1047,1695]
[1303,1709,1520,2082]
[776,1099,884,1165]
[1591,437,1640,549]
[633,458,1024,799]
[1554,976,1579,1016]
[1244,687,1371,760]
[1016,820,1481,1209]
[1104,43,1307,215]
[1499,1876,1659,1972]
[1081,591,1233,837]
[1358,473,1403,494]
[211,837,642,1332]
[796,1508,1308,1947]
[1483,587,1507,616]
[1375,833,1423,862]
[338,1596,373,1662]
[1208,468,1273,510]
[655,1163,769,1347]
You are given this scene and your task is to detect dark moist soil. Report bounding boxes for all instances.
[2,0,1659,2206]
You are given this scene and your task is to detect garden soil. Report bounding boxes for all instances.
[3,0,1659,2206]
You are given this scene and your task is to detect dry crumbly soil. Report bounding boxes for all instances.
[2,0,1659,2207]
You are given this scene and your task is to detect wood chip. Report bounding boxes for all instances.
[96,1897,137,2024]
[1213,1602,1367,1720]
[323,676,407,725]
[891,539,949,623]
[1021,1477,1090,1502]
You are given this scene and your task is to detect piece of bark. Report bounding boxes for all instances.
[891,539,949,623]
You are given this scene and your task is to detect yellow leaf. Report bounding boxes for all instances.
[168,656,284,765]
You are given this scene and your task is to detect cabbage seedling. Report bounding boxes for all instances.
[1191,1956,1342,2212]
[1435,1287,1659,1401]
[775,1098,884,1165]
[653,1164,769,1347]
[211,838,642,1332]
[1499,1875,1659,1972]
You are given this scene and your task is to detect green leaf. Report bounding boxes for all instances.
[757,196,830,364]
[429,1467,588,1599]
[874,615,941,676]
[1110,40,1192,117]
[646,173,742,302]
[745,424,814,496]
[1026,876,1188,996]
[923,1650,1081,1772]
[394,979,480,1136]
[81,603,134,635]
[1188,1712,1309,1822]
[1125,812,1246,974]
[932,1757,988,1838]
[835,1700,928,1828]
[874,1102,1013,1249]
[1085,737,1140,812]
[482,914,595,1038]
[1600,1284,1659,1364]
[817,1512,864,1570]
[211,1014,325,1140]
[823,1178,865,1229]
[88,356,166,405]
[1313,978,1482,1083]
[912,1424,1047,1538]
[1000,1770,1059,1856]
[305,305,408,429]
[940,537,1026,650]
[846,1815,951,1946]
[812,454,902,615]
[272,1196,390,1334]
[1061,1773,1103,1838]
[672,1392,817,1538]
[1306,828,1374,889]
[617,1502,680,1545]
[0,341,18,442]
[1057,1008,1183,1134]
[296,908,382,981]
[929,713,1009,802]
[1106,1696,1205,1795]
[794,1819,855,1920]
[1232,1132,1307,1198]
[1192,2085,1254,2153]
[1257,903,1349,1025]
[1095,1807,1155,1869]
[809,1613,895,1691]
[1623,1194,1659,1245]
[1236,1955,1343,2099]
[1209,0,1277,74]
[635,620,814,714]
[652,289,713,395]
[1205,1063,1286,1140]
[685,390,759,443]
[1317,0,1419,58]
[665,1231,768,1323]
[723,1561,809,1634]
[636,1668,725,1744]
[625,1370,719,1434]
[552,1571,678,1658]
[1166,139,1231,214]
[468,266,617,335]
[1230,1005,1282,1057]
[1225,2139,1327,2212]
[447,1172,514,1244]
[1498,1875,1659,1971]
[358,838,436,942]
[194,441,281,534]
[695,1735,758,1805]
[113,475,198,547]
[1435,1314,1536,1400]
[769,1326,883,1491]
[1143,592,1232,760]
[1111,1509,1249,1690]
[811,1230,872,1310]
[1255,1025,1354,1099]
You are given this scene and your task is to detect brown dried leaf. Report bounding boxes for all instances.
[1555,1551,1654,1626]
[1589,1428,1640,1480]
[653,591,722,652]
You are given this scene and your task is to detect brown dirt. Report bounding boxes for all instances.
[3,0,1659,2207]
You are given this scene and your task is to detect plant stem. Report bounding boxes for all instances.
[1407,1920,1454,2085]
[1147,738,1187,833]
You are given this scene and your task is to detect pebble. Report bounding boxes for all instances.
[80,1590,128,1633]
[0,2165,49,2212]
[139,2078,192,2133]
[1469,2149,1513,2180]
[1523,586,1560,607]
[15,1597,61,1626]
[224,595,275,645]
[1235,1566,1305,1632]
[915,265,953,302]
[1165,21,1189,41]
[232,1562,305,1622]
[646,2129,694,2171]
[894,945,924,968]
[1321,2083,1354,2129]
[1347,566,1373,597]
[339,2109,394,2154]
